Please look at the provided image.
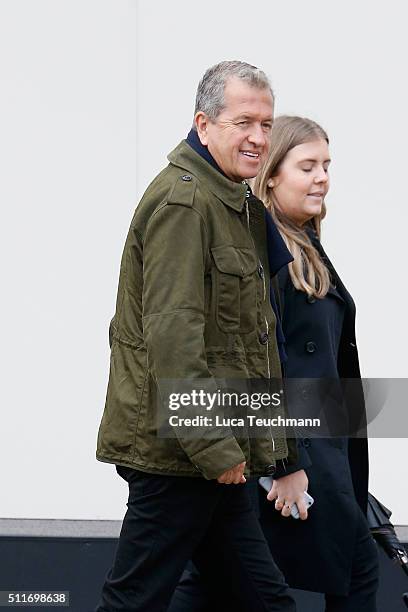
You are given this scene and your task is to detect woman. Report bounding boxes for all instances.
[253,115,379,610]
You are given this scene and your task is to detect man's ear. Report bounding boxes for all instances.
[194,112,209,146]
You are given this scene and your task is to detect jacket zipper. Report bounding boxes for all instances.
[244,197,275,453]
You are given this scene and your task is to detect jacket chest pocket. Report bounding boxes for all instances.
[211,245,258,333]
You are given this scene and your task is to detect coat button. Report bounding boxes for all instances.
[258,264,264,279]
[307,294,316,304]
[305,341,317,353]
[181,174,192,181]
[265,464,276,475]
[303,438,311,448]
[259,332,269,345]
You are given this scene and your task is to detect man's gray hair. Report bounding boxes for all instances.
[194,60,273,125]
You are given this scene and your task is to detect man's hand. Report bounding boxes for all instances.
[267,469,309,520]
[217,461,246,484]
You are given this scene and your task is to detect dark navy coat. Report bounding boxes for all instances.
[258,232,369,595]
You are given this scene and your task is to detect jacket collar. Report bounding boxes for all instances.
[185,128,227,177]
[167,140,247,212]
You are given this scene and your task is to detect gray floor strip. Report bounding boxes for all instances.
[0,519,121,538]
[0,518,407,541]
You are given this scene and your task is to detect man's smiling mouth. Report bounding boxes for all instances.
[241,151,260,158]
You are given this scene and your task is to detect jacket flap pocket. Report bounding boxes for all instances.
[211,246,257,277]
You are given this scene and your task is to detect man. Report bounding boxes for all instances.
[96,61,301,612]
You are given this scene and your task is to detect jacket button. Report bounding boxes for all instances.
[307,294,316,304]
[305,341,317,353]
[265,464,276,475]
[259,332,269,345]
[303,438,311,448]
[258,264,264,279]
[181,174,192,181]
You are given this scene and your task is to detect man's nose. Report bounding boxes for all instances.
[248,123,267,147]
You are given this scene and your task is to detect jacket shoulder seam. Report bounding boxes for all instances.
[167,174,197,207]
[147,199,210,252]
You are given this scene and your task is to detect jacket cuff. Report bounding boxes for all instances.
[273,443,311,479]
[190,437,246,480]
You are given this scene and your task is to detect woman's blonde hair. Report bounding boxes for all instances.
[254,115,331,298]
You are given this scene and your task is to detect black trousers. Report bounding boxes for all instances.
[168,499,378,612]
[323,511,378,611]
[95,467,296,612]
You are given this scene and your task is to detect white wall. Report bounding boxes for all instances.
[0,0,137,519]
[1,0,406,522]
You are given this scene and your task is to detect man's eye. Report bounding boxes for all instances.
[302,168,312,173]
[237,121,248,126]
[262,124,272,131]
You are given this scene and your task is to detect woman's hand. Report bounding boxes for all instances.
[267,469,309,520]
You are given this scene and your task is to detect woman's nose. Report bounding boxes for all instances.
[314,167,328,183]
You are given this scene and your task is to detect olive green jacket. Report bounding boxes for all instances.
[96,140,295,478]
